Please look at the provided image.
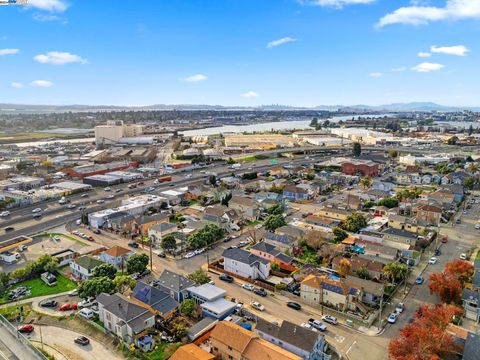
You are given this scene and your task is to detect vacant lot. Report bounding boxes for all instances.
[0,275,77,304]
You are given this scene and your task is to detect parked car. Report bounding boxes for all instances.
[219,274,234,283]
[81,194,89,198]
[300,323,317,331]
[194,248,205,255]
[184,252,195,259]
[74,336,90,346]
[250,301,265,311]
[395,303,405,314]
[128,242,139,248]
[287,302,302,310]
[415,276,424,285]
[96,199,105,204]
[387,313,398,324]
[4,226,14,232]
[18,324,34,334]
[104,187,111,192]
[308,318,327,331]
[87,236,95,242]
[78,298,96,308]
[33,213,42,219]
[434,248,441,256]
[157,251,166,258]
[428,257,437,265]
[460,253,467,260]
[441,236,448,243]
[67,204,76,209]
[41,300,58,308]
[32,208,42,213]
[68,289,79,296]
[321,315,338,325]
[59,303,77,311]
[78,308,94,320]
[140,269,151,277]
[242,283,255,291]
[253,288,267,297]
[0,211,10,217]
[92,229,101,234]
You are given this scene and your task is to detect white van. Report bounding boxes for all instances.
[78,308,94,320]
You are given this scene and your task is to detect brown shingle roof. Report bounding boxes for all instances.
[103,245,131,257]
[170,344,214,360]
[210,321,256,353]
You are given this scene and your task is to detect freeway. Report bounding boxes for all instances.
[0,153,333,244]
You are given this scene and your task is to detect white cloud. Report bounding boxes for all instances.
[182,74,207,83]
[266,37,297,48]
[27,0,68,12]
[34,51,87,65]
[417,51,431,58]
[10,82,24,89]
[369,72,383,78]
[0,48,19,56]
[430,45,469,56]
[392,67,407,72]
[302,0,376,9]
[30,80,54,88]
[241,91,260,98]
[377,0,480,27]
[32,14,61,22]
[411,62,444,72]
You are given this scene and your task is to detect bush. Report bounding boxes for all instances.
[275,283,287,291]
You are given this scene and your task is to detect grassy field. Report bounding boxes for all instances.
[0,304,32,322]
[0,274,77,305]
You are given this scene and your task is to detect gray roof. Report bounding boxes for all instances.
[383,228,418,239]
[136,212,169,225]
[187,317,218,341]
[462,288,480,302]
[255,318,321,352]
[149,222,178,232]
[157,270,195,293]
[132,281,179,315]
[463,332,480,360]
[472,270,480,289]
[73,255,103,271]
[222,248,269,266]
[97,293,154,333]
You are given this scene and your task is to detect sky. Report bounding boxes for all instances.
[0,0,479,107]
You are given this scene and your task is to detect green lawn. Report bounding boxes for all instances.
[0,304,32,322]
[146,342,181,360]
[0,274,77,304]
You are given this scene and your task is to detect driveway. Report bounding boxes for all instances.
[28,325,122,360]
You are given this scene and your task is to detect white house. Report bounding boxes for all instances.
[97,292,155,344]
[70,255,103,280]
[222,248,270,280]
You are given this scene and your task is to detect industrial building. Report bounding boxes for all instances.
[63,161,138,178]
[94,120,144,146]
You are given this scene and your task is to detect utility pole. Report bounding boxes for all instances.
[149,237,153,272]
[378,287,384,331]
[39,323,44,352]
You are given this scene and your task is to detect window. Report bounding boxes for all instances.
[228,346,232,351]
[229,356,233,360]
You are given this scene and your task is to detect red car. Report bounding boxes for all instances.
[441,236,448,243]
[18,324,34,334]
[87,236,95,242]
[59,303,77,311]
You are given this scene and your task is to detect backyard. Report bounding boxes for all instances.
[0,274,77,304]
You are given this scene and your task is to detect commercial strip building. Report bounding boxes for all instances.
[88,194,167,228]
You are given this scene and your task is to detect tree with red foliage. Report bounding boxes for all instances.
[389,304,462,360]
[428,272,462,304]
[445,260,474,285]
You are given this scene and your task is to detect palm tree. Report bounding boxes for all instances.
[382,262,407,284]
[360,176,372,189]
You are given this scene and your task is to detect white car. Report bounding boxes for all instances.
[67,204,76,209]
[387,313,398,324]
[104,187,111,192]
[68,289,79,296]
[242,283,255,291]
[0,211,10,217]
[194,248,205,255]
[254,224,263,229]
[428,257,437,265]
[395,303,405,314]
[32,208,42,213]
[475,223,480,230]
[78,298,97,308]
[184,252,195,259]
[460,253,467,260]
[301,323,317,331]
[250,301,265,311]
[106,195,115,199]
[96,199,105,204]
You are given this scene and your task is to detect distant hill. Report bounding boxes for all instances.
[0,102,478,113]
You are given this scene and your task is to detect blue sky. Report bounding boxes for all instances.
[0,0,479,106]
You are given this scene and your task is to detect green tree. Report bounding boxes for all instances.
[270,261,281,271]
[357,265,371,280]
[363,200,375,209]
[0,272,10,294]
[378,197,399,208]
[208,175,217,186]
[388,150,399,158]
[360,176,372,189]
[464,177,475,190]
[343,213,367,233]
[78,276,116,299]
[187,224,225,250]
[161,234,177,250]
[172,321,188,338]
[310,118,318,128]
[447,136,459,145]
[126,253,149,274]
[264,214,286,232]
[383,262,408,284]
[266,204,284,216]
[187,269,211,285]
[93,264,117,279]
[180,298,197,317]
[333,227,348,243]
[114,275,136,294]
[353,142,362,157]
